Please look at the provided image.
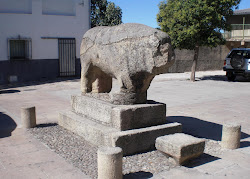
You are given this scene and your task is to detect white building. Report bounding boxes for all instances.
[0,0,90,84]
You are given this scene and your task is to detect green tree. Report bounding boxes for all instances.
[157,0,241,81]
[91,0,122,28]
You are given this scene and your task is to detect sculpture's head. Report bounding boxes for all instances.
[152,30,175,75]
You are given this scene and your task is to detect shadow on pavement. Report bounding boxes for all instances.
[184,153,221,168]
[0,77,80,90]
[199,75,250,82]
[240,141,250,148]
[199,75,228,81]
[123,171,153,179]
[167,116,250,141]
[0,112,17,138]
[35,123,58,128]
[0,89,20,94]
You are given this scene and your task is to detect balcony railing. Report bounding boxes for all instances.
[223,24,250,40]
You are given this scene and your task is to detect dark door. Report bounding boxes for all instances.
[58,38,76,76]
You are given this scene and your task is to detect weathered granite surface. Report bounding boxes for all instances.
[80,23,175,104]
[71,95,166,131]
[59,110,182,155]
[59,93,182,155]
[156,133,205,165]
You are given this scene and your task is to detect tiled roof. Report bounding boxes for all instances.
[234,8,250,15]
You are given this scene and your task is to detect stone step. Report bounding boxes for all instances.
[59,111,182,155]
[71,95,166,131]
[156,133,205,165]
[111,122,182,155]
[59,111,119,146]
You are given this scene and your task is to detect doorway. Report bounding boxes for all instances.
[58,38,76,76]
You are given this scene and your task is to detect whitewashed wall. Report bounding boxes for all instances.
[0,0,90,61]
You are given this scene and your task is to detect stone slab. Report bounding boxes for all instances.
[71,95,115,125]
[58,111,119,146]
[156,133,205,165]
[71,95,166,131]
[111,122,182,155]
[58,111,182,155]
[111,101,166,131]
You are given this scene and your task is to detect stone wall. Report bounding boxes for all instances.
[169,45,230,73]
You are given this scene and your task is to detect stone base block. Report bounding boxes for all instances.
[59,111,119,146]
[111,123,182,155]
[71,95,166,131]
[59,111,182,155]
[156,133,205,165]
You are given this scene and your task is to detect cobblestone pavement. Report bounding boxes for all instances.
[1,70,250,178]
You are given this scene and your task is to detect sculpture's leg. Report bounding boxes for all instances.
[139,74,155,93]
[110,75,145,104]
[81,62,92,93]
[117,75,133,93]
[92,67,112,93]
[136,74,155,103]
[112,73,155,104]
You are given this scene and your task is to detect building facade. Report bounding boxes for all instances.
[170,8,250,73]
[0,0,90,84]
[224,8,250,49]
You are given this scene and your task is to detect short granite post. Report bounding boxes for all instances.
[98,146,123,179]
[221,123,241,149]
[21,106,36,128]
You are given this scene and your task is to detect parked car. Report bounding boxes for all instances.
[223,48,250,81]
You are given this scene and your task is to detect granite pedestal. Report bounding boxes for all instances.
[59,95,182,155]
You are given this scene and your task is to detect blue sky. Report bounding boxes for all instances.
[111,0,250,28]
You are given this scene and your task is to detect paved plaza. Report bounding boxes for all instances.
[1,70,250,178]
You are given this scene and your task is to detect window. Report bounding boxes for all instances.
[245,51,250,59]
[228,50,250,59]
[0,0,32,14]
[42,0,76,16]
[8,39,32,60]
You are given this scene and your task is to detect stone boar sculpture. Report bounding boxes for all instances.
[80,23,175,104]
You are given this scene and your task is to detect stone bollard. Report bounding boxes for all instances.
[98,146,123,179]
[221,123,241,149]
[21,106,36,128]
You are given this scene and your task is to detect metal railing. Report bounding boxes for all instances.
[58,38,76,77]
[223,24,250,40]
[8,38,32,60]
